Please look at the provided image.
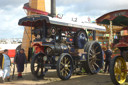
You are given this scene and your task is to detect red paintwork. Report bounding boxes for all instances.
[70,39,73,42]
[23,5,49,15]
[114,42,128,48]
[32,42,44,54]
[111,54,120,58]
[8,49,16,58]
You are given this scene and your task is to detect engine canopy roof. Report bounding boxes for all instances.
[18,15,106,31]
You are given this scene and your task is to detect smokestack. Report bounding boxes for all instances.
[51,0,56,17]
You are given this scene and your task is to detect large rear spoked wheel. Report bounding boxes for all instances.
[110,56,127,85]
[57,53,73,80]
[84,41,103,74]
[31,53,46,79]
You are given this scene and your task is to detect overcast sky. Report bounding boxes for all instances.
[0,0,128,38]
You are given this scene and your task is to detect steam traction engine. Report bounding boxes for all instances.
[18,15,106,80]
[110,28,128,85]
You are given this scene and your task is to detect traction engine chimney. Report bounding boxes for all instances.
[51,0,56,17]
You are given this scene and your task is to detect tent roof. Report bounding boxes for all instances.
[96,9,128,26]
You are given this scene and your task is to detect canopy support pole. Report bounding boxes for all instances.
[93,30,96,40]
[109,20,113,48]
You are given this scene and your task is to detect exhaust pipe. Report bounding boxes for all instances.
[51,0,56,17]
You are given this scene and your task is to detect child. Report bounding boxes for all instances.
[14,49,27,78]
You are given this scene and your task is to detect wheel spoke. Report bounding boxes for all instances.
[64,57,67,64]
[90,49,94,54]
[89,52,93,56]
[65,57,68,64]
[92,45,95,51]
[65,70,68,76]
[68,65,71,67]
[64,70,66,77]
[60,68,64,72]
[89,56,93,60]
[62,70,64,76]
[35,66,40,74]
[67,61,70,65]
[89,59,93,64]
[89,60,95,70]
[115,73,120,81]
[92,64,96,71]
[94,63,99,68]
[94,46,98,51]
[67,68,70,72]
[94,52,100,56]
[60,62,65,66]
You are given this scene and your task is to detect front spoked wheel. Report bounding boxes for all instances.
[31,53,46,79]
[110,56,127,85]
[57,53,73,80]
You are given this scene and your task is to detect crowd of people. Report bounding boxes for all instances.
[0,49,27,83]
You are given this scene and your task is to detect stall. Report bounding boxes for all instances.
[96,9,128,85]
[96,9,128,57]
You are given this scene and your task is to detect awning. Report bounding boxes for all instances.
[96,10,128,26]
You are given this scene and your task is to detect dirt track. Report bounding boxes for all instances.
[1,64,128,85]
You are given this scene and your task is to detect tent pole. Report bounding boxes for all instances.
[109,20,113,49]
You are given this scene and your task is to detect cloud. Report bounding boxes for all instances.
[57,0,89,6]
[0,5,26,38]
[0,0,28,8]
[0,0,28,38]
[57,0,128,17]
[0,0,128,38]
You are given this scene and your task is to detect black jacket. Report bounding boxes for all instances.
[14,52,27,64]
[105,49,112,62]
[0,53,3,69]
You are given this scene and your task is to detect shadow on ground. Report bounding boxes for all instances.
[1,70,114,85]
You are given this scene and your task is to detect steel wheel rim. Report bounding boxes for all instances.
[88,43,102,73]
[60,56,72,78]
[114,57,127,84]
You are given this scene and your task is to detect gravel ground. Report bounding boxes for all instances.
[0,64,128,85]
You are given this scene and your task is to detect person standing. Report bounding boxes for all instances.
[0,51,4,83]
[104,47,112,73]
[2,49,11,82]
[0,52,4,69]
[14,49,27,78]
